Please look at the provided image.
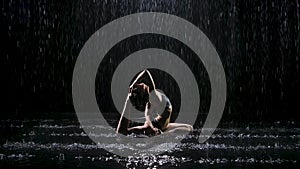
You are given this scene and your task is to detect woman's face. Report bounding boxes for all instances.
[129,83,150,111]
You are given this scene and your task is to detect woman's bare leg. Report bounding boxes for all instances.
[128,122,149,131]
[127,122,159,135]
[164,123,193,133]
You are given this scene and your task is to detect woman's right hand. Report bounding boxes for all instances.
[128,87,133,94]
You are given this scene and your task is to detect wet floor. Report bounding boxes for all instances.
[0,119,299,169]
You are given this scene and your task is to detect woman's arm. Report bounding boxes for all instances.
[145,70,156,90]
[127,102,161,134]
[144,102,155,129]
[116,94,130,133]
[127,103,153,131]
[129,70,146,89]
[129,69,156,90]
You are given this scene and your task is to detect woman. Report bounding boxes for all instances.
[116,70,193,135]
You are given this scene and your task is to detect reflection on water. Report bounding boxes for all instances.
[0,120,299,168]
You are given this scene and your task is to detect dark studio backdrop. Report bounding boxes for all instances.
[1,0,300,127]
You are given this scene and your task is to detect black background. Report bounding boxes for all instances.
[1,0,299,126]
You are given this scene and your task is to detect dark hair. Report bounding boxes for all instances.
[129,83,150,111]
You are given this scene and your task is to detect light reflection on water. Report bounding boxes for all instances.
[0,120,299,168]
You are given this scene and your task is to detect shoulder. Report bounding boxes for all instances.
[158,92,169,102]
[155,91,172,107]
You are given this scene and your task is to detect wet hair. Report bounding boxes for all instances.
[129,83,150,111]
